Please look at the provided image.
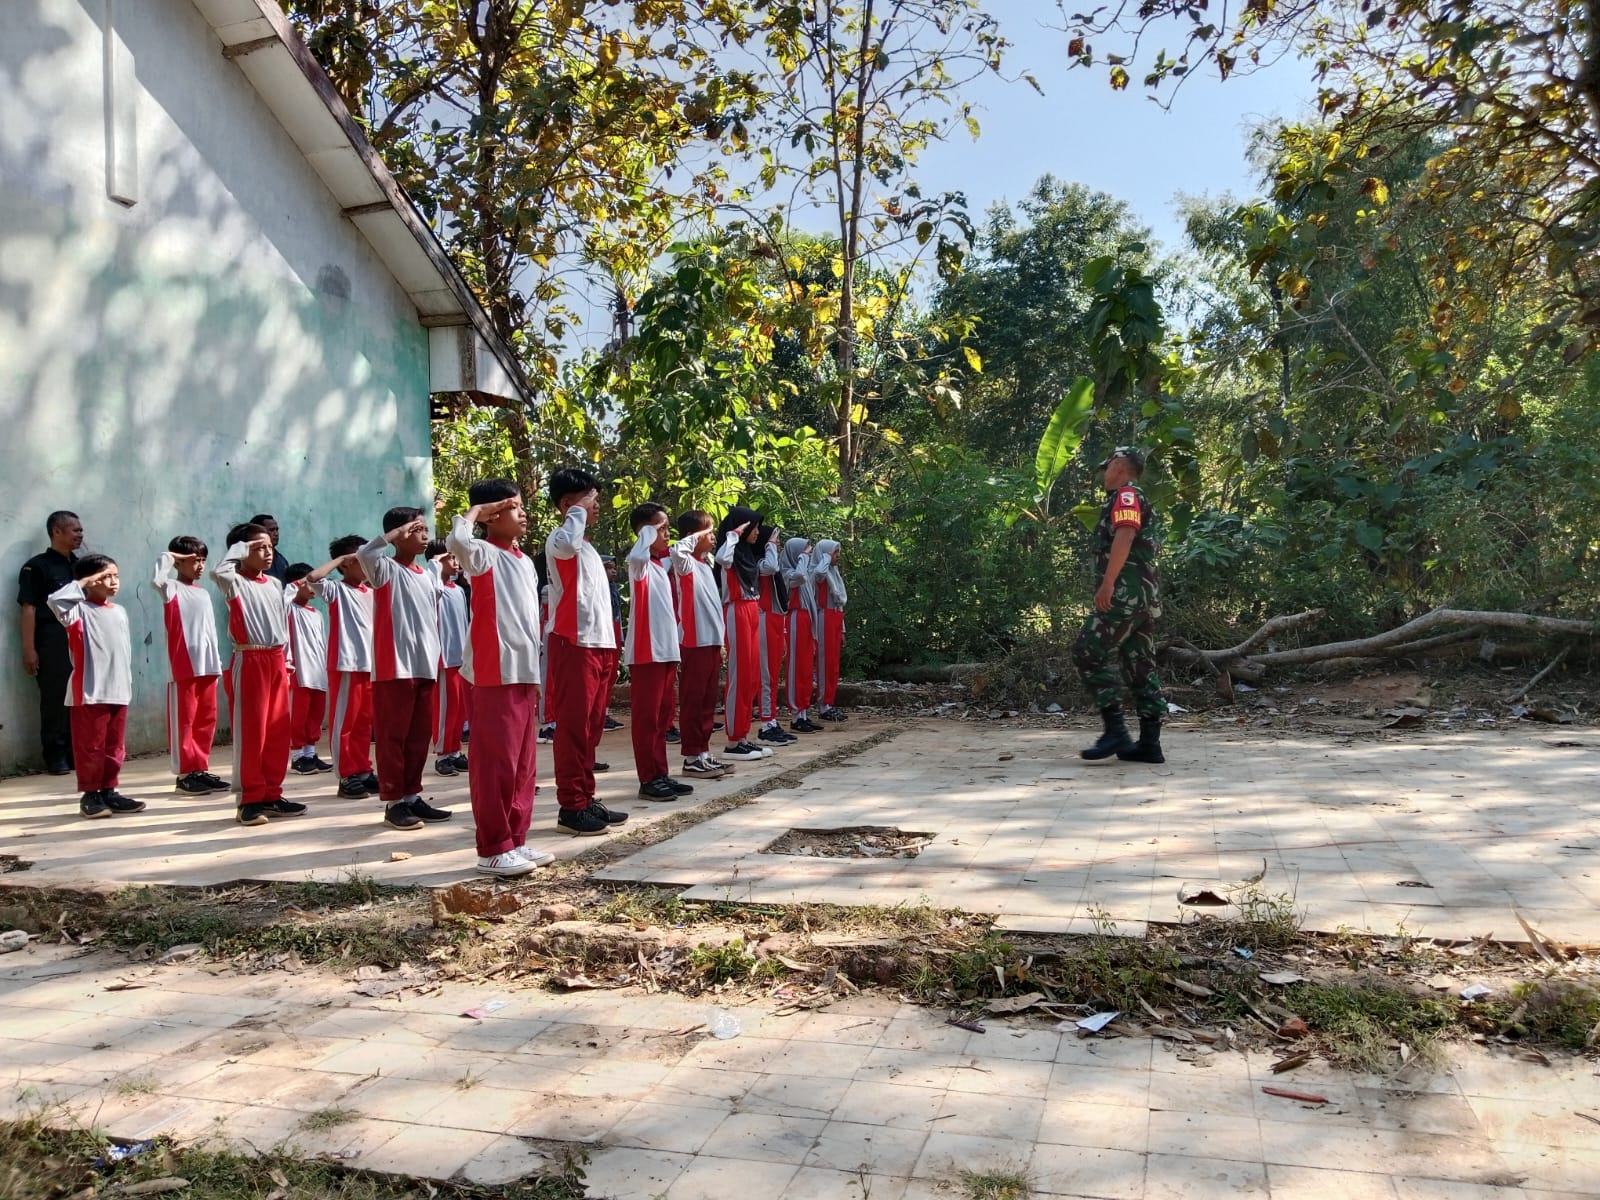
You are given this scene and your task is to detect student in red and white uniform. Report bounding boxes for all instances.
[669,510,732,780]
[357,508,453,832]
[543,467,627,837]
[426,539,470,777]
[211,523,306,827]
[283,563,333,775]
[307,535,376,798]
[152,537,228,795]
[715,506,774,762]
[625,503,694,803]
[753,522,798,747]
[49,555,145,819]
[780,537,824,733]
[446,479,549,877]
[812,538,849,721]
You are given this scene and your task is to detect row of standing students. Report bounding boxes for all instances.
[41,472,849,880]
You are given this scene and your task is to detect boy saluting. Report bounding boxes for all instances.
[1073,447,1167,765]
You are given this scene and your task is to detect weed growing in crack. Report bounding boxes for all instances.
[958,1165,1032,1199]
[299,1106,361,1131]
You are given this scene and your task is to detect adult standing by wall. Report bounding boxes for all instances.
[250,514,291,582]
[17,510,83,774]
[1072,448,1167,764]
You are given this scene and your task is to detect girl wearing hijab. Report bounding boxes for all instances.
[715,507,775,760]
[781,537,823,733]
[754,522,797,746]
[811,538,849,721]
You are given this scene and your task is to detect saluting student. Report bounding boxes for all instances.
[781,537,823,733]
[446,479,550,877]
[625,503,693,802]
[152,537,228,795]
[357,508,453,831]
[426,539,470,777]
[316,535,377,798]
[812,538,849,722]
[284,562,333,774]
[211,523,306,827]
[49,555,145,819]
[670,511,731,781]
[715,507,773,761]
[754,522,796,747]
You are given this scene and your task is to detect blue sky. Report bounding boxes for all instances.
[904,3,1314,254]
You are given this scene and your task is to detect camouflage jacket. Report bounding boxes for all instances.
[1093,484,1161,612]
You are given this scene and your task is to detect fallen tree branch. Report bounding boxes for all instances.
[1506,644,1572,703]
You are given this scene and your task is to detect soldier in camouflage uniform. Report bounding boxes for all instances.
[1072,446,1165,764]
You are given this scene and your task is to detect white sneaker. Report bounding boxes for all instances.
[476,851,536,877]
[513,844,555,867]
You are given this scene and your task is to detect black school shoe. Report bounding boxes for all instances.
[384,800,423,831]
[593,761,610,774]
[103,789,147,814]
[47,761,74,777]
[361,772,381,795]
[638,777,680,802]
[447,752,468,771]
[176,772,215,794]
[603,716,625,731]
[434,755,459,777]
[790,718,824,734]
[409,797,452,822]
[337,776,368,799]
[819,708,848,722]
[589,799,628,825]
[666,777,694,795]
[757,725,797,745]
[291,757,322,775]
[557,807,610,836]
[665,727,681,744]
[80,791,111,820]
[237,798,305,825]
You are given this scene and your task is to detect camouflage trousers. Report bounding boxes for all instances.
[1071,602,1166,719]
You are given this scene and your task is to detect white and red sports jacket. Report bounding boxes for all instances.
[446,515,542,687]
[151,554,221,680]
[543,505,616,649]
[320,579,374,675]
[211,544,290,655]
[357,537,442,683]
[284,588,328,692]
[47,581,132,706]
[624,525,680,667]
[669,536,725,649]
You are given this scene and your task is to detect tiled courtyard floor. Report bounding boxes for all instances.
[2,715,1597,1197]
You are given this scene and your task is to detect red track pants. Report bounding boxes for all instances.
[224,647,289,805]
[546,633,612,811]
[786,608,815,714]
[166,676,218,775]
[467,681,538,858]
[722,599,759,742]
[817,609,845,707]
[432,665,468,755]
[630,661,677,783]
[290,686,326,750]
[72,703,126,793]
[678,645,722,758]
[374,677,436,803]
[329,669,373,777]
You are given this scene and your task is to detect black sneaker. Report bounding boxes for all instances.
[80,791,111,819]
[47,761,74,777]
[819,708,848,722]
[448,752,469,771]
[360,772,380,795]
[262,798,306,818]
[291,757,322,775]
[712,721,724,732]
[603,716,625,731]
[682,757,727,779]
[638,777,680,802]
[307,756,334,773]
[237,803,270,826]
[790,718,824,734]
[103,790,146,814]
[176,772,213,794]
[665,727,681,744]
[556,807,610,836]
[593,761,611,774]
[589,799,628,825]
[538,724,555,744]
[434,756,459,777]
[384,800,423,831]
[722,742,769,761]
[198,771,231,791]
[666,777,694,795]
[337,776,368,799]
[409,797,452,822]
[757,725,797,745]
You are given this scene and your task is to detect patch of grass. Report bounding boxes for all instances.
[0,1112,586,1199]
[455,1068,482,1091]
[958,1166,1032,1199]
[688,937,760,985]
[110,1074,160,1099]
[1494,980,1600,1049]
[1282,979,1453,1070]
[593,886,688,927]
[1232,887,1304,951]
[299,1105,361,1131]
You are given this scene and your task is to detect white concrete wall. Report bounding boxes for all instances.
[0,0,435,771]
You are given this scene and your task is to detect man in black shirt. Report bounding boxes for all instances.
[17,510,84,773]
[250,513,291,582]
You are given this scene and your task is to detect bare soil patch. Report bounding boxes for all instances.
[762,825,935,859]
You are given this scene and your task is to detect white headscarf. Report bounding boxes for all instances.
[781,537,816,615]
[812,538,847,609]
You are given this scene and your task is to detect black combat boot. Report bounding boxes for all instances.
[1117,716,1165,764]
[1081,706,1135,760]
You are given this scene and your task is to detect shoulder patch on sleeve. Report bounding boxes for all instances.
[1110,489,1143,529]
